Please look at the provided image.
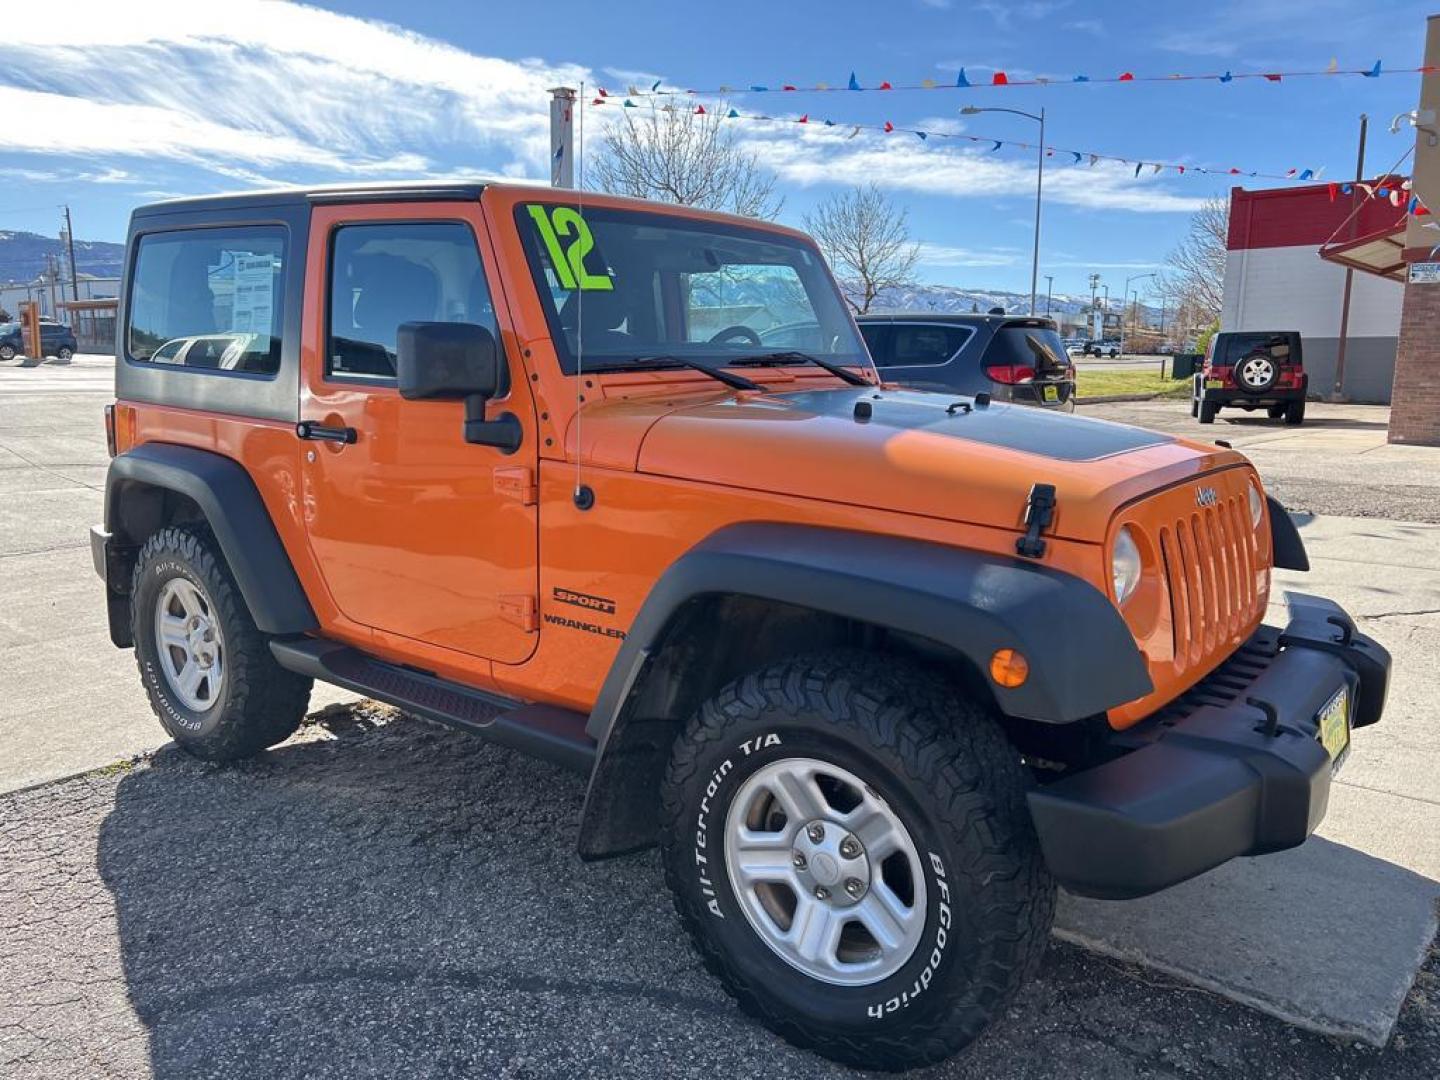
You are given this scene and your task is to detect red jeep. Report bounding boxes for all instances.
[1194,331,1307,425]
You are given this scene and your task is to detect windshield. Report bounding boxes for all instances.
[516,203,870,377]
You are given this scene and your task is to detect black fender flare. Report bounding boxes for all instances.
[577,522,1152,858]
[1267,495,1310,571]
[105,442,318,635]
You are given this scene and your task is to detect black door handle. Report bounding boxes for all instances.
[295,420,357,444]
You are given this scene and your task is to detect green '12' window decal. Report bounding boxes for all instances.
[527,205,613,291]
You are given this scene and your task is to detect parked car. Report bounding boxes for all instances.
[1193,330,1307,425]
[147,332,271,371]
[855,312,1076,411]
[0,318,77,361]
[1081,339,1121,358]
[92,182,1385,1071]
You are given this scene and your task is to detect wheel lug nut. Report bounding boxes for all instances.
[839,837,861,859]
[814,886,830,900]
[845,878,865,897]
[807,823,825,843]
[792,852,807,870]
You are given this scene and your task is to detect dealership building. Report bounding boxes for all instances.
[1221,182,1409,403]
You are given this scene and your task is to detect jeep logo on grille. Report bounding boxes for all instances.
[1195,486,1219,508]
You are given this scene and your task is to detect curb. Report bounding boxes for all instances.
[1077,392,1184,404]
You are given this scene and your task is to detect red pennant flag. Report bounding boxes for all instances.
[1416,203,1431,217]
[1177,165,1185,174]
[1264,73,1282,82]
[1118,72,1134,81]
[1286,168,1297,177]
[695,105,705,114]
[597,87,609,97]
[782,84,797,91]
[798,114,808,123]
[879,81,893,90]
[992,71,1008,85]
[883,120,894,132]
[591,97,604,105]
[1228,167,1241,175]
[1328,182,1339,202]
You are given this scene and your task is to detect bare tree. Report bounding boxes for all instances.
[1157,196,1229,333]
[803,184,920,315]
[591,105,782,220]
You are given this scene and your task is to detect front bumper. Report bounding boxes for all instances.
[1028,594,1390,900]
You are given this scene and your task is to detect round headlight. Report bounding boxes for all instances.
[1249,482,1264,529]
[1112,526,1142,606]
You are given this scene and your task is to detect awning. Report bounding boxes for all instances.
[1319,220,1409,282]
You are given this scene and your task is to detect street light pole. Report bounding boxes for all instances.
[1119,272,1155,358]
[961,104,1045,315]
[1044,274,1054,316]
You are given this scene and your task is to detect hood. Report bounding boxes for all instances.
[623,386,1249,543]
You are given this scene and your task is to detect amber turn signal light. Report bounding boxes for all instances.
[989,648,1029,688]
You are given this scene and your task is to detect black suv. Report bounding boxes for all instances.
[0,319,79,361]
[855,312,1076,411]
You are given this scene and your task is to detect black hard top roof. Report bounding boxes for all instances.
[130,178,503,218]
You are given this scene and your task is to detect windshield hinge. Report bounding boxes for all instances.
[1015,483,1057,559]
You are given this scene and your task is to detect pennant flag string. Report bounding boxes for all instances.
[589,97,1331,183]
[613,59,1433,100]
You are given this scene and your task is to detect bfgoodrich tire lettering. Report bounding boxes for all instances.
[660,652,1054,1071]
[131,524,311,761]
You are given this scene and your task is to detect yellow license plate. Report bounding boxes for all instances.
[1317,686,1351,769]
[1043,385,1059,402]
[1205,379,1224,389]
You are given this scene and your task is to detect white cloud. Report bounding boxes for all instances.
[739,128,1209,214]
[0,1,587,184]
[916,243,1023,268]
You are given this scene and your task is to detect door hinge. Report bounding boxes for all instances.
[499,594,538,632]
[494,466,538,506]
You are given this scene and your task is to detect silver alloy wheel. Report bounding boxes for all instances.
[723,757,928,986]
[1239,355,1275,388]
[153,578,225,712]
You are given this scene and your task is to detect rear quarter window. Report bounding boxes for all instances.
[126,226,286,376]
[875,323,973,368]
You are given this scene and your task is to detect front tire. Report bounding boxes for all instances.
[131,524,311,761]
[57,346,74,360]
[0,344,15,361]
[1199,401,1219,424]
[1285,399,1306,425]
[660,653,1054,1071]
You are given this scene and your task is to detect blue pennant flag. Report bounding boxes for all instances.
[727,108,739,118]
[750,85,768,92]
[956,67,970,88]
[1073,74,1090,82]
[1298,168,1315,181]
[1071,151,1083,164]
[1219,71,1233,83]
[651,79,662,91]
[824,118,835,126]
[916,131,928,140]
[1135,161,1143,176]
[1363,60,1382,78]
[989,139,1003,151]
[848,71,861,90]
[1341,183,1353,194]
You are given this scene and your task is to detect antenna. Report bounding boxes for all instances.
[573,82,588,508]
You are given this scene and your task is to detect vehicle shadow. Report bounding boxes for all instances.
[1218,416,1389,431]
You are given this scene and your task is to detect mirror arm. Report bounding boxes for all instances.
[462,394,522,453]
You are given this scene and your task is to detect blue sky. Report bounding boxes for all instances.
[0,0,1432,300]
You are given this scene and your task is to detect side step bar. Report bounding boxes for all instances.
[270,638,596,774]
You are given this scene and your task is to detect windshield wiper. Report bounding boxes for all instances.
[729,350,873,387]
[612,355,764,391]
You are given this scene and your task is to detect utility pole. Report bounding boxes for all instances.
[549,87,576,188]
[1331,114,1367,401]
[1044,274,1054,316]
[1087,272,1100,338]
[62,205,79,301]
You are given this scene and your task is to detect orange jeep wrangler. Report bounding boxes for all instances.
[92,182,1389,1070]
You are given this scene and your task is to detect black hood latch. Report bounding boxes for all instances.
[1016,483,1057,559]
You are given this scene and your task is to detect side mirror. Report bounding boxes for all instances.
[396,321,501,401]
[395,321,521,453]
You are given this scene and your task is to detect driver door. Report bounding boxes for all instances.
[298,203,538,664]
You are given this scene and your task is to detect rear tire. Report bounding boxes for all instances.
[131,524,312,761]
[57,346,73,360]
[1199,401,1219,424]
[1284,399,1306,426]
[660,652,1054,1071]
[0,344,14,361]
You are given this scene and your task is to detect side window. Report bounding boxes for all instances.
[127,226,285,374]
[857,323,891,366]
[884,324,971,368]
[327,221,496,381]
